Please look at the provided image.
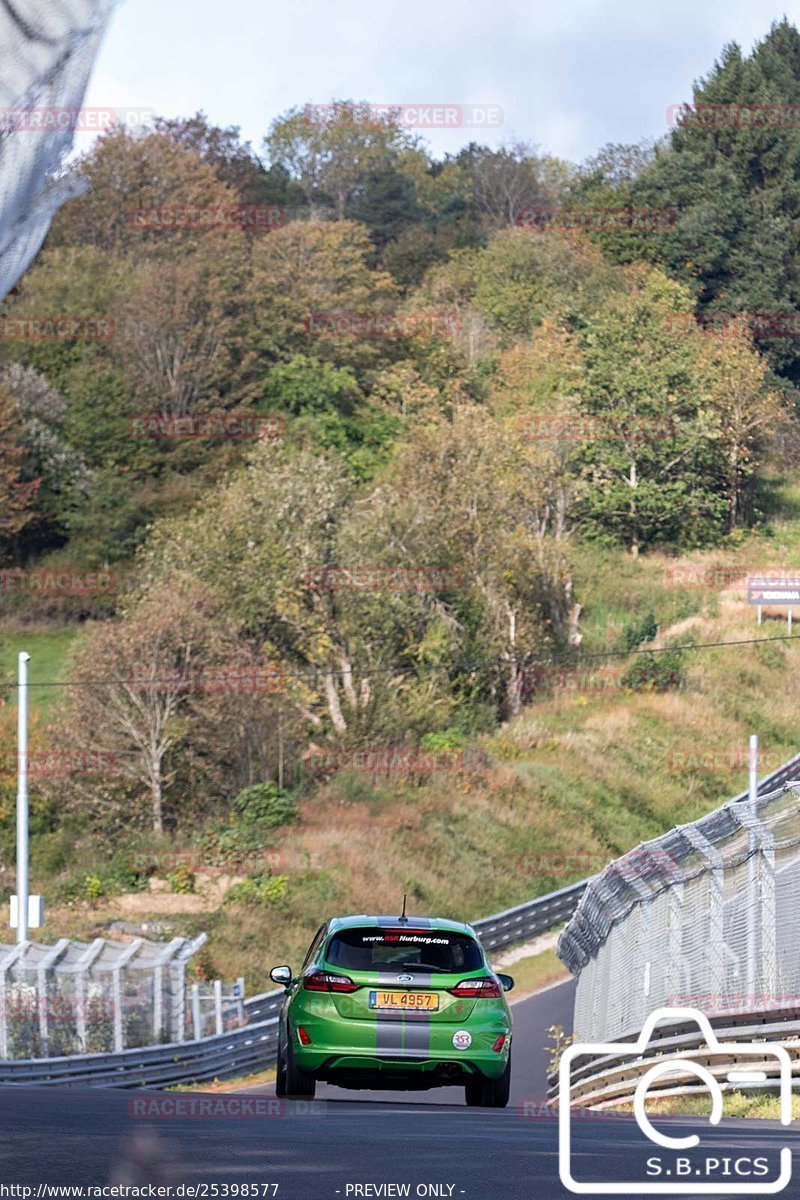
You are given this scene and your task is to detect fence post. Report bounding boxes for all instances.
[75,939,105,1054]
[112,939,144,1053]
[0,960,8,1059]
[746,735,759,1002]
[236,977,245,1026]
[214,979,223,1036]
[683,826,725,1001]
[191,984,202,1040]
[737,797,777,1004]
[37,940,70,1058]
[171,934,208,1043]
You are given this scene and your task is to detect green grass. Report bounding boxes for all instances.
[497,947,569,997]
[633,1091,799,1120]
[0,625,79,715]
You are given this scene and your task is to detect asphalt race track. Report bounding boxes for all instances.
[1,979,798,1199]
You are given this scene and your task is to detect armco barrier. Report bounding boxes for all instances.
[0,879,587,1086]
[551,1008,800,1109]
[0,1014,279,1088]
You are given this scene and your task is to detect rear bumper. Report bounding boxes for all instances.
[291,1015,511,1081]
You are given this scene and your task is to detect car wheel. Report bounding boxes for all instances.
[464,1057,510,1108]
[282,1029,316,1099]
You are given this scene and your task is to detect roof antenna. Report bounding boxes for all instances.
[399,893,408,924]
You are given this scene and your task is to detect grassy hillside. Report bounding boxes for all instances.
[3,517,800,993]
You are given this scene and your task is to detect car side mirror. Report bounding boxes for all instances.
[497,973,515,993]
[270,964,293,987]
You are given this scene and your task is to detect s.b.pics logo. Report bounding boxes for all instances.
[558,1008,792,1194]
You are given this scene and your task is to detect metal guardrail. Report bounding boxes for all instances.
[550,1009,800,1109]
[0,1014,279,1088]
[0,878,586,1086]
[472,879,588,951]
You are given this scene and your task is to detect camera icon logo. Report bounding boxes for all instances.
[558,1007,792,1194]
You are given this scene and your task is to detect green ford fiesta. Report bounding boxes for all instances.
[270,913,514,1107]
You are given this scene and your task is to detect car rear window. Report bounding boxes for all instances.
[323,927,484,973]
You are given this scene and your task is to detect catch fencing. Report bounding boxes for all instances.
[0,881,586,1084]
[0,933,207,1058]
[558,753,800,1045]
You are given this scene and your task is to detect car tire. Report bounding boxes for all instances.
[464,1057,510,1108]
[275,1032,288,1097]
[281,1028,316,1099]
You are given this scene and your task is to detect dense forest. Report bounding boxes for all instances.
[2,19,800,855]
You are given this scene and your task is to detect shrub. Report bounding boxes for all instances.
[420,727,466,752]
[618,612,658,653]
[223,873,289,908]
[620,650,685,693]
[167,864,196,894]
[327,770,381,804]
[231,783,297,828]
[83,874,104,901]
[192,944,218,983]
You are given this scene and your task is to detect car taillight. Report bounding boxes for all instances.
[448,977,503,998]
[297,1026,312,1045]
[303,970,359,993]
[492,1034,506,1052]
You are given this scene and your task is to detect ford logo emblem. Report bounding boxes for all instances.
[398,974,413,983]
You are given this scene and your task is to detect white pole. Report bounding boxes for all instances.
[191,983,202,1040]
[16,652,30,945]
[214,978,223,1036]
[746,734,758,1001]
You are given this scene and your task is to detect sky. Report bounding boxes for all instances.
[83,0,800,166]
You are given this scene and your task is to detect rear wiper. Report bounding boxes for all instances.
[390,962,452,973]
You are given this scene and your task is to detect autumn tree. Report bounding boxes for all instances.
[577,270,731,553]
[52,580,244,833]
[466,140,573,229]
[113,239,256,419]
[265,103,418,220]
[47,130,246,260]
[0,385,39,557]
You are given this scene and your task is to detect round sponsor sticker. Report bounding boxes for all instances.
[452,1029,472,1050]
